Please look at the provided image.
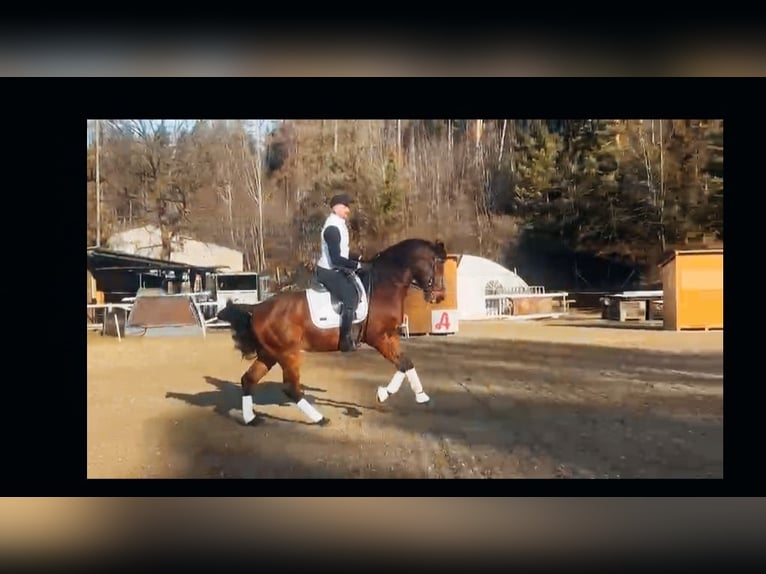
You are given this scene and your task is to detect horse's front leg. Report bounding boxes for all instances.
[369,333,430,405]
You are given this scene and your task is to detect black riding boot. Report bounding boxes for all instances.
[339,307,356,352]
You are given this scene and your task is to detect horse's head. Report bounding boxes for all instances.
[411,239,448,304]
[370,238,448,303]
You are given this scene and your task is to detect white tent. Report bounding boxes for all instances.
[107,225,244,271]
[455,254,532,320]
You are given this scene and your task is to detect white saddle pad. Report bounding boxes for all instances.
[305,274,369,330]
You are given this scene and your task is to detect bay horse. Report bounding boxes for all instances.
[216,238,448,425]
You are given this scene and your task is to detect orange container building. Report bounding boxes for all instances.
[658,248,723,331]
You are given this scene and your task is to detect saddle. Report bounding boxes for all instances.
[309,277,342,313]
[305,271,369,330]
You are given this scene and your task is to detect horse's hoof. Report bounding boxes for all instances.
[240,410,259,426]
[376,387,389,403]
[317,417,331,427]
[415,392,431,405]
[234,409,260,427]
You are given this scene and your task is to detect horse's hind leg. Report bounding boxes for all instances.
[279,351,327,425]
[369,333,430,405]
[241,356,276,425]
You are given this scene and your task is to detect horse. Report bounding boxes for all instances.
[216,238,448,426]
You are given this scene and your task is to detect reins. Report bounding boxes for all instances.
[356,264,373,347]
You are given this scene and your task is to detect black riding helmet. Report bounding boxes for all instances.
[329,193,353,208]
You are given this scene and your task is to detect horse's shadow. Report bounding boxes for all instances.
[165,376,368,424]
[313,397,365,419]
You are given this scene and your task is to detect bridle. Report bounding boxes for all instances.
[420,256,445,302]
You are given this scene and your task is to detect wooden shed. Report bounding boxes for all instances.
[658,248,723,331]
[402,254,459,335]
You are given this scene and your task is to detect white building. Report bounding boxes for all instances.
[107,225,244,271]
[455,254,534,320]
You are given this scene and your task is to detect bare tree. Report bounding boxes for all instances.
[241,125,266,271]
[105,120,191,259]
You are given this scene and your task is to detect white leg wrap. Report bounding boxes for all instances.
[296,397,324,423]
[242,395,256,424]
[386,370,406,394]
[406,368,430,403]
[415,392,431,404]
[405,368,423,393]
[377,386,390,403]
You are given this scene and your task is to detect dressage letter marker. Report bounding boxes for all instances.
[431,310,458,334]
[434,312,451,330]
[242,395,256,424]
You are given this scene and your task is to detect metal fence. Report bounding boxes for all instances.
[483,286,569,318]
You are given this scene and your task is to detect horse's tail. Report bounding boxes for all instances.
[217,299,260,359]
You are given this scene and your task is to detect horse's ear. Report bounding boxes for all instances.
[434,238,445,251]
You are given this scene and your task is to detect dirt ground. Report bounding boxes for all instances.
[87,314,723,478]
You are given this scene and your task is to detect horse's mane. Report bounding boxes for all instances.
[371,238,436,263]
[366,238,446,285]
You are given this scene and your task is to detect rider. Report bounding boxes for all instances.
[316,192,363,352]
